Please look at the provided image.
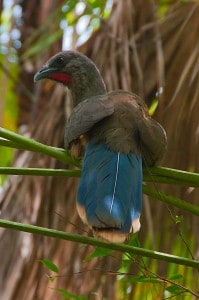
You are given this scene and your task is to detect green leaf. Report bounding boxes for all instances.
[21,30,63,60]
[158,0,170,18]
[40,259,59,273]
[84,246,112,261]
[166,284,184,295]
[121,234,140,262]
[53,288,88,300]
[48,275,56,282]
[88,0,105,9]
[168,273,183,280]
[128,233,140,247]
[175,215,184,224]
[0,54,19,185]
[127,275,160,284]
[148,98,158,116]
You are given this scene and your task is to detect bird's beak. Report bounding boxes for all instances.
[34,67,58,82]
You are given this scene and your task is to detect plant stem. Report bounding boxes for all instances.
[1,128,198,188]
[144,166,199,188]
[0,138,28,150]
[0,167,198,215]
[0,219,198,269]
[0,127,80,167]
[0,167,81,177]
[0,165,198,188]
[143,184,199,216]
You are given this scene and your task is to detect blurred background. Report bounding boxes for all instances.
[0,0,198,299]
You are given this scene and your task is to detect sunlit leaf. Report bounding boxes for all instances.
[21,30,63,60]
[0,53,18,185]
[175,215,184,224]
[157,0,170,18]
[168,273,183,280]
[84,246,112,261]
[166,284,184,295]
[53,288,88,299]
[48,275,56,282]
[148,98,158,116]
[127,275,160,284]
[40,259,59,273]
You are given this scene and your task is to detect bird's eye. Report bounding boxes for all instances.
[56,57,65,65]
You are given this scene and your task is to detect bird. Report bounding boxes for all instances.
[34,51,167,243]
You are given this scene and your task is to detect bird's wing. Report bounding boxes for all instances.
[64,94,114,148]
[106,91,167,166]
[138,117,167,166]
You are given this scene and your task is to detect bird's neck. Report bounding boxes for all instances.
[70,70,107,106]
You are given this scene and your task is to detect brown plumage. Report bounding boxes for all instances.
[34,51,167,242]
[65,89,166,166]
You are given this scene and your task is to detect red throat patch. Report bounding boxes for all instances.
[49,72,72,85]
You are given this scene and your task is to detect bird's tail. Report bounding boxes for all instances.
[77,141,142,243]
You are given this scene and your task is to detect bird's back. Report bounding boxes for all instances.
[90,90,148,155]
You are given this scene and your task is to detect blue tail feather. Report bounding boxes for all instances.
[77,141,142,242]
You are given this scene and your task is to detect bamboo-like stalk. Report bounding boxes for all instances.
[0,127,80,167]
[145,166,199,188]
[1,127,198,187]
[1,126,199,215]
[0,167,81,177]
[0,218,198,269]
[0,166,198,187]
[0,167,198,215]
[143,184,199,216]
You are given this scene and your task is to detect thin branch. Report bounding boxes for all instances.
[143,267,199,298]
[0,62,35,102]
[145,167,197,262]
[143,184,199,216]
[49,267,199,298]
[0,219,198,269]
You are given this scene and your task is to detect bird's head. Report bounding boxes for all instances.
[34,51,106,105]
